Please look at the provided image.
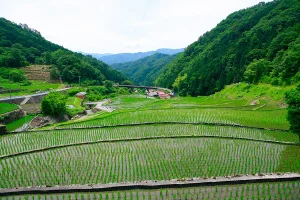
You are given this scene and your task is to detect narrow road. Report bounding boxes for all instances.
[0,88,71,102]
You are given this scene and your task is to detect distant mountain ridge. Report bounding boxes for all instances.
[111,53,178,86]
[84,48,184,65]
[78,52,112,59]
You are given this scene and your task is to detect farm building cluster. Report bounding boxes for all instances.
[146,89,174,99]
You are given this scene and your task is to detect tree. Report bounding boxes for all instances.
[122,80,134,85]
[50,67,60,80]
[104,80,113,88]
[243,59,271,83]
[9,69,26,82]
[285,85,300,141]
[41,92,67,116]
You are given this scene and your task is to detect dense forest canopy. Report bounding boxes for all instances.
[111,53,177,86]
[156,0,300,96]
[0,18,127,84]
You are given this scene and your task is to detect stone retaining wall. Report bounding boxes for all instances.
[0,109,26,124]
[0,125,8,135]
[0,173,299,196]
[0,97,25,105]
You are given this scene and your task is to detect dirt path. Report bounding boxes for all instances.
[85,99,114,112]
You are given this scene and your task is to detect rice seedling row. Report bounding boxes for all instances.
[0,138,291,189]
[59,108,288,130]
[0,124,297,157]
[3,181,299,200]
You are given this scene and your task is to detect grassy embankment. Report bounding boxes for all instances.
[66,97,85,118]
[0,103,19,115]
[0,78,64,98]
[5,115,35,132]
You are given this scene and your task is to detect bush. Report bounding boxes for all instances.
[66,87,84,97]
[86,93,103,101]
[66,107,85,118]
[20,80,32,86]
[81,80,99,86]
[285,85,300,141]
[9,69,26,82]
[50,67,60,80]
[117,88,130,95]
[41,92,67,116]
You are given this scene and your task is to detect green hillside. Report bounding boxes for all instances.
[156,0,300,96]
[111,53,177,85]
[0,18,127,84]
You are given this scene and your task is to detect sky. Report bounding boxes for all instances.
[0,0,272,54]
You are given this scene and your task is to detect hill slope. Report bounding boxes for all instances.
[156,0,300,96]
[111,53,178,85]
[95,48,183,65]
[0,18,127,84]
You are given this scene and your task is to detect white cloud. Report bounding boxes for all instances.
[0,0,273,53]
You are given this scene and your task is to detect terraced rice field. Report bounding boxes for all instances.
[0,138,297,188]
[4,181,300,200]
[0,124,297,157]
[59,108,289,130]
[0,95,299,199]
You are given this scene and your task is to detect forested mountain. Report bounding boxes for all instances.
[156,0,300,96]
[95,48,183,65]
[0,18,126,84]
[111,53,178,86]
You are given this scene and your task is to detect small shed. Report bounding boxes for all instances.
[76,92,86,99]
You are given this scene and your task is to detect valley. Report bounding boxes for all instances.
[0,0,300,199]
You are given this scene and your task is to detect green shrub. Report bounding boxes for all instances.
[20,80,32,86]
[66,107,85,118]
[41,92,67,116]
[9,69,26,82]
[67,87,84,97]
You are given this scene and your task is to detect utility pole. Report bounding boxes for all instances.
[9,73,12,103]
[78,76,81,86]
